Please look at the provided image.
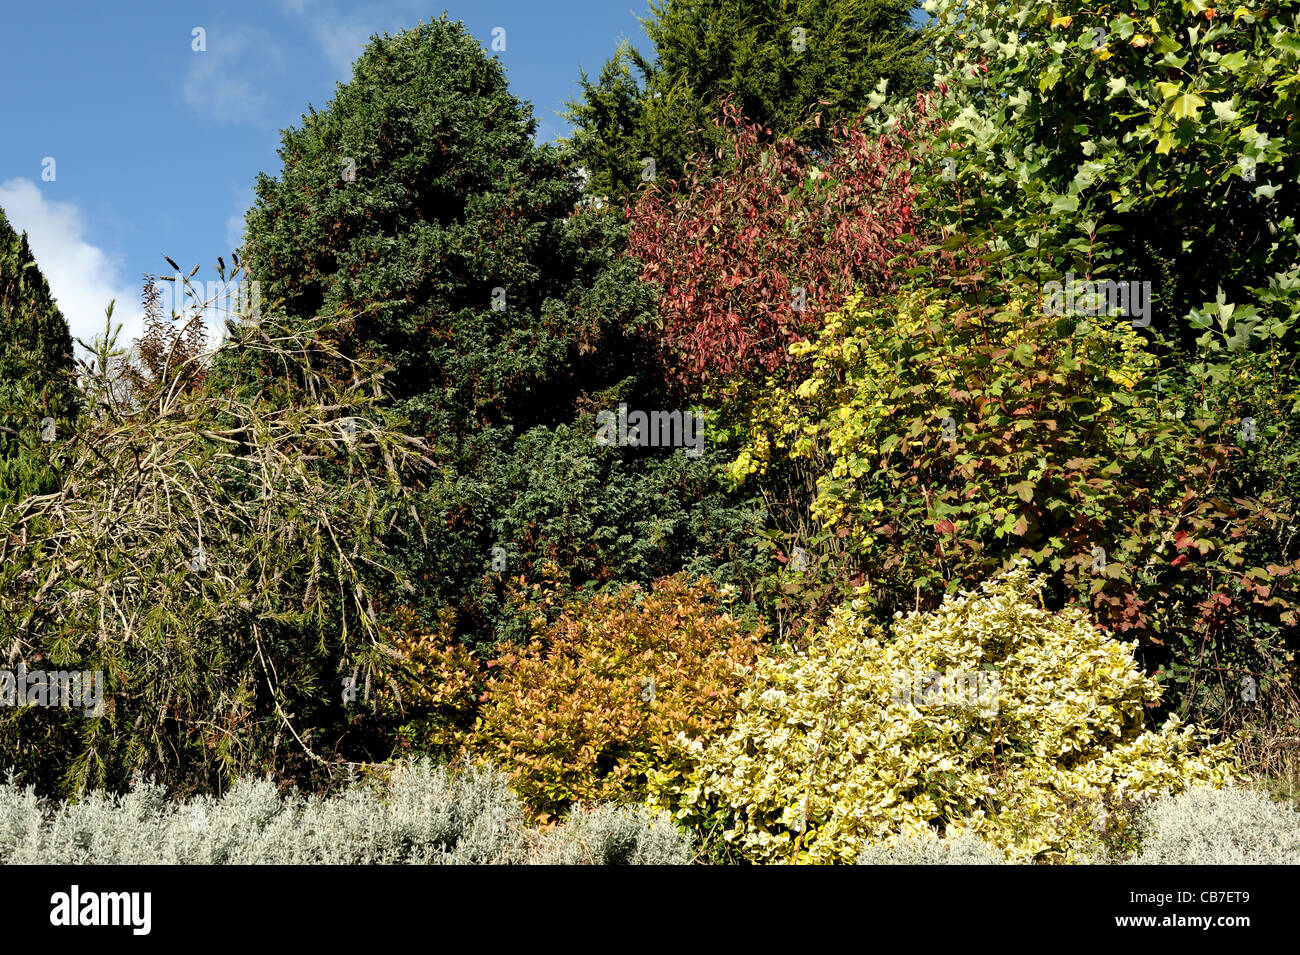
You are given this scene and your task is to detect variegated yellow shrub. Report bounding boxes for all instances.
[655,561,1238,864]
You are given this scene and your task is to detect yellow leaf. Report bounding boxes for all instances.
[1154,83,1205,120]
[1131,34,1151,47]
[1170,89,1206,120]
[1050,15,1074,28]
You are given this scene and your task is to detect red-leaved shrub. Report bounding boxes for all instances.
[627,97,938,390]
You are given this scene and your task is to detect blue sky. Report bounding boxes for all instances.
[0,1,653,347]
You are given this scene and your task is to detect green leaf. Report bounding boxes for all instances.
[1155,83,1206,121]
[1155,125,1178,155]
[1010,480,1035,502]
[1272,33,1300,56]
[1216,50,1249,71]
[1049,193,1079,214]
[1210,99,1240,123]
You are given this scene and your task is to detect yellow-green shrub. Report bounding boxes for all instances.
[728,287,1299,654]
[658,561,1237,864]
[472,575,765,819]
[371,605,481,755]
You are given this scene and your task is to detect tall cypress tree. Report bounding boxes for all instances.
[0,206,75,507]
[567,0,929,202]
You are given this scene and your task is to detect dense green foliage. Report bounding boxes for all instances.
[921,0,1299,335]
[237,16,766,653]
[240,18,640,422]
[567,0,929,200]
[0,208,74,508]
[2,1,1295,863]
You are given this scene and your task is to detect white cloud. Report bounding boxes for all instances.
[277,0,427,76]
[181,27,280,124]
[0,178,143,355]
[312,22,383,75]
[276,0,318,15]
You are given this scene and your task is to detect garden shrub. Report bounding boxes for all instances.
[1127,783,1300,865]
[660,561,1237,864]
[857,830,1010,866]
[0,292,430,798]
[0,760,523,865]
[0,759,689,865]
[531,803,692,865]
[472,574,765,818]
[627,102,933,391]
[368,605,482,757]
[731,287,1300,664]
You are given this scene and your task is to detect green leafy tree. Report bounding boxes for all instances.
[241,19,618,420]
[914,0,1299,344]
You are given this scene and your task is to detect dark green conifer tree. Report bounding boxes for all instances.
[566,0,929,201]
[237,16,767,649]
[0,207,75,507]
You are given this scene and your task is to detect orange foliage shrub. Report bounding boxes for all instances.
[372,606,481,754]
[472,575,765,818]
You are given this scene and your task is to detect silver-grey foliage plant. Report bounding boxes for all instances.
[856,830,1010,865]
[531,802,691,865]
[0,761,691,865]
[853,786,1300,865]
[1126,785,1300,866]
